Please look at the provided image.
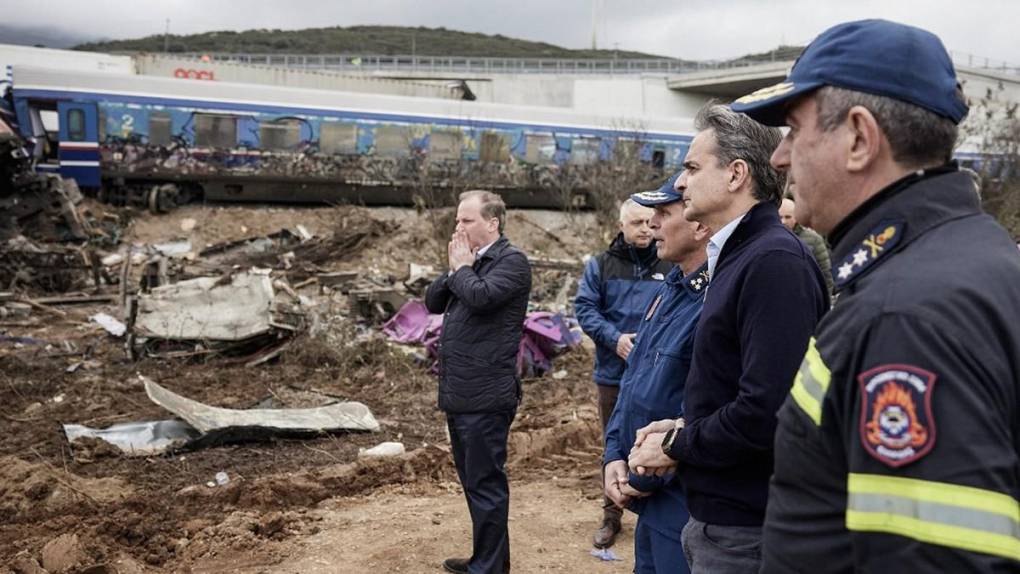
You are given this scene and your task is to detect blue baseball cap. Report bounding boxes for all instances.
[731,19,968,126]
[631,172,682,206]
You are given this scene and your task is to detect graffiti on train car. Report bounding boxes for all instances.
[96,137,644,195]
[93,98,684,202]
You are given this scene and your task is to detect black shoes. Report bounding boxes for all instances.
[442,558,469,574]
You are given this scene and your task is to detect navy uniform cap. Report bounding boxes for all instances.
[631,172,682,206]
[731,19,969,126]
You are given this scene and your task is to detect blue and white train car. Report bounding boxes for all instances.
[11,66,695,209]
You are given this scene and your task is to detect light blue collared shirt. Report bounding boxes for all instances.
[707,212,746,279]
[475,239,497,259]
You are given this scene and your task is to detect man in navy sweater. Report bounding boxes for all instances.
[628,104,829,573]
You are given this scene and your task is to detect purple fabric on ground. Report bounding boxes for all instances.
[382,300,443,343]
[384,300,580,378]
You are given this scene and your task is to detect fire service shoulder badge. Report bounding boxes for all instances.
[858,364,937,468]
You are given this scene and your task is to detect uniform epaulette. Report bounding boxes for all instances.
[833,221,905,289]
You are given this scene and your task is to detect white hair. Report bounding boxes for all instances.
[618,198,645,222]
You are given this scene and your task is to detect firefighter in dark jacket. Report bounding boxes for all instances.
[732,19,1020,571]
[575,196,673,548]
[425,190,532,574]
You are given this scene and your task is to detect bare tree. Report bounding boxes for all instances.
[572,121,665,243]
[961,81,1020,236]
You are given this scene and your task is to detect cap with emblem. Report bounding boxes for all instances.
[631,172,683,207]
[731,19,969,127]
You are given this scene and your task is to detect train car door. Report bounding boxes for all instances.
[56,101,100,188]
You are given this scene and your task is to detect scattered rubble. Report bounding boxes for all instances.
[0,200,606,572]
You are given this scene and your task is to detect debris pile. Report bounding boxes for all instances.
[0,198,605,572]
[0,118,91,244]
[128,270,308,364]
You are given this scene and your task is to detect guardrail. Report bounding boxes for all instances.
[173,52,795,75]
[951,51,1020,76]
[165,50,1019,77]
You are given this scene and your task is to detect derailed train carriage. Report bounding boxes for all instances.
[10,66,696,210]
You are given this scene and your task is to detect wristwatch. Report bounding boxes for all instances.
[660,417,686,459]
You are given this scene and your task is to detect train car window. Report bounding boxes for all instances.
[149,112,172,147]
[428,130,462,161]
[260,119,302,151]
[67,109,86,142]
[525,134,556,164]
[320,123,358,154]
[479,132,510,163]
[570,137,600,165]
[375,125,413,156]
[652,149,665,169]
[195,114,238,149]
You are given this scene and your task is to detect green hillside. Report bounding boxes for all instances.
[75,25,672,60]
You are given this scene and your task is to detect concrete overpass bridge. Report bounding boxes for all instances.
[152,51,1020,121]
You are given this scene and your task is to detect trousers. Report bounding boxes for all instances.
[448,410,516,574]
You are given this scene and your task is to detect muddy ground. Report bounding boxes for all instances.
[1,202,630,573]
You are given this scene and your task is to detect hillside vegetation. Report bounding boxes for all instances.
[75,25,671,59]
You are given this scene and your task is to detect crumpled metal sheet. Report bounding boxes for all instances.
[134,272,275,341]
[143,376,380,435]
[63,419,200,456]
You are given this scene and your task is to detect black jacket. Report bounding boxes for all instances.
[424,236,532,414]
[763,167,1020,572]
[667,201,829,526]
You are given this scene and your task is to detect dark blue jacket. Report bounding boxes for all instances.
[424,236,532,414]
[604,263,708,540]
[575,233,672,386]
[667,202,828,526]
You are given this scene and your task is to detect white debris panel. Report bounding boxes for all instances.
[143,376,381,434]
[133,272,275,341]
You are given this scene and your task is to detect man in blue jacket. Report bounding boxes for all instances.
[426,190,532,574]
[575,198,673,548]
[628,104,828,573]
[602,176,711,573]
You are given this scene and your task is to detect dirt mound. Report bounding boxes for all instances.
[508,418,600,468]
[162,509,312,566]
[172,445,456,512]
[0,456,133,520]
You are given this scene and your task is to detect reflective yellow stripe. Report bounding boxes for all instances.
[850,474,1020,520]
[789,337,830,425]
[790,371,821,424]
[847,473,1020,561]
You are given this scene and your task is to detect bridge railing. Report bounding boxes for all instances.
[172,52,788,75]
[166,50,1020,77]
[950,51,1020,76]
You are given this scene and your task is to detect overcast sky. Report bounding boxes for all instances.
[6,0,1019,64]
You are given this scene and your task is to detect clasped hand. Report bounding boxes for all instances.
[627,419,679,477]
[448,231,476,271]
